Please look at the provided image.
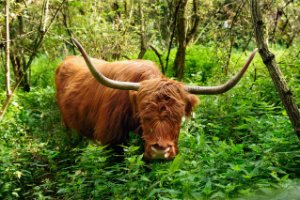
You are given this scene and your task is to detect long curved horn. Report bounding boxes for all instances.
[185,48,258,94]
[72,38,140,91]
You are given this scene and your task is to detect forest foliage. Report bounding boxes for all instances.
[0,0,300,199]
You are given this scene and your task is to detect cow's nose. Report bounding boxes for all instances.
[151,143,171,151]
[151,144,173,159]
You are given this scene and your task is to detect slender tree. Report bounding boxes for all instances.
[250,0,300,139]
[0,0,12,121]
[173,0,188,80]
[223,0,246,75]
[61,2,76,55]
[10,0,30,92]
[5,0,11,97]
[173,0,200,80]
[0,0,67,121]
[165,0,180,73]
[137,0,147,59]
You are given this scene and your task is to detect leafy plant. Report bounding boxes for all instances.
[1,47,300,199]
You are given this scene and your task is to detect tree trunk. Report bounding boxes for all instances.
[174,44,186,79]
[173,0,188,80]
[62,2,76,55]
[137,0,147,59]
[5,0,11,97]
[1,0,12,121]
[173,0,199,80]
[165,0,180,73]
[250,0,300,139]
[10,0,30,92]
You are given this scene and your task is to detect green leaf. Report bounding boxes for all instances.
[168,155,183,173]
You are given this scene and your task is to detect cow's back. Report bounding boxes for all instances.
[55,56,162,144]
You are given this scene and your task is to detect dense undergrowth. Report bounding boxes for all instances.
[1,46,300,199]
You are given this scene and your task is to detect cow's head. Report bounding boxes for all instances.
[130,78,199,160]
[72,38,257,161]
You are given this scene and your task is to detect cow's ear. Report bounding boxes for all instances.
[185,94,199,117]
[129,91,139,116]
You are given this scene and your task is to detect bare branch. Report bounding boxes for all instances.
[41,0,50,32]
[149,44,165,74]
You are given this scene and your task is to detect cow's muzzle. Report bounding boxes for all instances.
[144,143,177,160]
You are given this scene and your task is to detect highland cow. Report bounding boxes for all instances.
[55,39,257,160]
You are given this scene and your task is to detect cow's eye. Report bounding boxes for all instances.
[143,117,151,123]
[164,96,170,101]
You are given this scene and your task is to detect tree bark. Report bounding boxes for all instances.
[1,0,12,121]
[250,0,300,139]
[42,0,50,32]
[173,0,188,80]
[173,0,199,80]
[5,0,11,97]
[137,0,147,59]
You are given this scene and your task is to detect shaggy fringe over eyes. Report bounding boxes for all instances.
[137,78,190,123]
[153,121,180,140]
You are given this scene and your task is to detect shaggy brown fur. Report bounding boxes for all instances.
[55,56,198,160]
